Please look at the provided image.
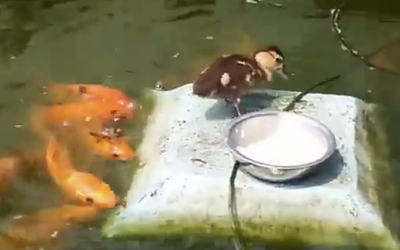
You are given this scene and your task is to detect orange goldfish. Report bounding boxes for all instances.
[45,136,120,209]
[85,131,136,160]
[5,204,99,245]
[36,100,133,128]
[0,234,23,250]
[49,83,136,116]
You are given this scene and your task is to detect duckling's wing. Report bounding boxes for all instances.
[192,56,225,97]
[192,55,250,98]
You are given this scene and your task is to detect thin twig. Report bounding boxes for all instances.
[283,74,341,111]
[267,2,286,9]
[191,158,207,164]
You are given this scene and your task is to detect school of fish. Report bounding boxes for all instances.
[0,83,138,249]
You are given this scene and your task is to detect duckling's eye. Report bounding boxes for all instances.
[86,197,94,204]
[275,58,282,63]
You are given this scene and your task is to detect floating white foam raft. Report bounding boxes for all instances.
[103,83,399,249]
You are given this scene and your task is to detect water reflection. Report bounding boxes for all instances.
[0,0,39,59]
[0,0,105,60]
[0,0,398,249]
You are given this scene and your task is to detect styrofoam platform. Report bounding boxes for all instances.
[103,83,399,250]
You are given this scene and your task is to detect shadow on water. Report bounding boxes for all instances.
[0,0,110,61]
[0,0,80,60]
[164,0,216,10]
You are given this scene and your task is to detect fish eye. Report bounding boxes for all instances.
[110,110,118,115]
[78,85,87,94]
[114,128,124,137]
[112,153,120,158]
[86,197,94,204]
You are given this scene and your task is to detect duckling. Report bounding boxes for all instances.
[192,45,287,116]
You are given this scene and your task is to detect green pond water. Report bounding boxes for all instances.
[0,0,399,249]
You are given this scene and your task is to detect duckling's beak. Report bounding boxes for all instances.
[276,67,288,80]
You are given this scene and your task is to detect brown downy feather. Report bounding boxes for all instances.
[192,54,264,102]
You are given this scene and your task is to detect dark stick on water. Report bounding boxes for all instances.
[284,0,400,112]
[229,161,247,250]
[331,4,400,76]
[283,74,341,112]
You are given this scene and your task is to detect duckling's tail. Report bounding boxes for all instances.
[192,80,216,98]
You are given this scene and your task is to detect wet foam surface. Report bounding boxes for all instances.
[104,84,398,250]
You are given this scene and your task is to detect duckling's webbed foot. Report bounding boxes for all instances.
[223,98,241,117]
[233,98,241,117]
[224,99,231,106]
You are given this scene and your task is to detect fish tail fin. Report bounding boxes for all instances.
[45,135,72,179]
[45,135,59,171]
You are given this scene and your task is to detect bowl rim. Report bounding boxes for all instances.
[226,109,337,170]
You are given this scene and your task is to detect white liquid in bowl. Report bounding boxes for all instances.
[235,120,329,166]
